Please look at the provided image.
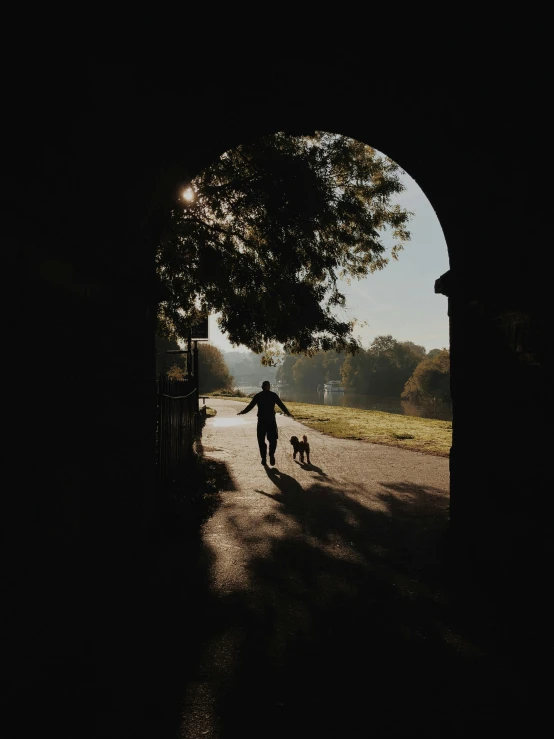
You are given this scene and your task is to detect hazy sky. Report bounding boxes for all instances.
[208,165,450,354]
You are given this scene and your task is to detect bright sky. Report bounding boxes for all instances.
[208,163,450,354]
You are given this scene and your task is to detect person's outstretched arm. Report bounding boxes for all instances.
[237,396,257,415]
[275,396,292,416]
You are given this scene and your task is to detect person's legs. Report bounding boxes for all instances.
[257,422,268,463]
[267,421,278,465]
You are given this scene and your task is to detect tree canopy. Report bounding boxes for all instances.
[157,131,412,363]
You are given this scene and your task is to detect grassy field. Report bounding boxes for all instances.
[206,394,452,457]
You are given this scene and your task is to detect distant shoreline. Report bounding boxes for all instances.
[228,386,451,422]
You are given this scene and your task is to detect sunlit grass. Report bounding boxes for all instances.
[208,395,452,457]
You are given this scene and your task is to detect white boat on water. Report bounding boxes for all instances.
[323,380,345,392]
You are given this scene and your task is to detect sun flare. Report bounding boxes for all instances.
[182,187,195,202]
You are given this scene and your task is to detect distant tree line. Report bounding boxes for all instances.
[275,335,450,402]
[155,333,450,403]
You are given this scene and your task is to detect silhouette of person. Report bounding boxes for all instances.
[237,380,292,466]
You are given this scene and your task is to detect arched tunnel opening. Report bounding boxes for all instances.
[5,48,552,738]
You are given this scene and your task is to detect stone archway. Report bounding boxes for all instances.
[5,49,551,586]
[5,40,552,739]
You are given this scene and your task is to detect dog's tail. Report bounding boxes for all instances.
[302,434,308,443]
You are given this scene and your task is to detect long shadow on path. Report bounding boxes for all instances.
[14,454,549,738]
[181,462,548,738]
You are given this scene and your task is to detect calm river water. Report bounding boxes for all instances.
[236,386,452,422]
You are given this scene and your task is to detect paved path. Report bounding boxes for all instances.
[179,399,486,738]
[145,400,543,738]
[9,400,545,739]
[198,398,450,599]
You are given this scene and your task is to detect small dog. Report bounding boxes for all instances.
[290,434,311,464]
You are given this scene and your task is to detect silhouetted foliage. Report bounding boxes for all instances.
[157,132,412,363]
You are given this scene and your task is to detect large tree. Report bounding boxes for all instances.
[401,349,450,402]
[157,131,412,363]
[197,344,234,393]
[341,335,421,396]
[366,335,422,396]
